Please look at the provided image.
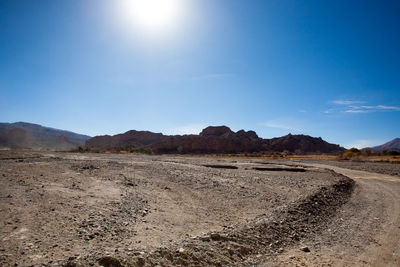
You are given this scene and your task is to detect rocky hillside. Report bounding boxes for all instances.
[86,126,345,154]
[372,138,400,151]
[86,130,168,150]
[0,122,91,150]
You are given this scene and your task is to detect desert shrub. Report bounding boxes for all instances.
[340,148,361,160]
[130,147,153,154]
[360,148,373,156]
[381,150,400,156]
[348,147,360,153]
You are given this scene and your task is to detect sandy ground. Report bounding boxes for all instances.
[298,159,400,177]
[270,160,400,266]
[0,151,399,266]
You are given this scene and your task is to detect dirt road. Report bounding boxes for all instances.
[275,162,400,266]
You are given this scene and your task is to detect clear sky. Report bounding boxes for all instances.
[1,0,399,148]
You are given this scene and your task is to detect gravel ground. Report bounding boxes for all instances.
[0,151,350,266]
[1,152,399,266]
[295,159,400,177]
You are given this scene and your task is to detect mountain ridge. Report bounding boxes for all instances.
[87,125,345,154]
[0,122,91,150]
[372,138,400,151]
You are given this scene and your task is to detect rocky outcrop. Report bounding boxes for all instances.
[199,126,235,137]
[267,134,344,153]
[86,126,345,154]
[86,130,167,150]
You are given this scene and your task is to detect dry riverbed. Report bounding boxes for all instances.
[0,151,399,266]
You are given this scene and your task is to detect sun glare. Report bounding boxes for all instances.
[118,0,184,33]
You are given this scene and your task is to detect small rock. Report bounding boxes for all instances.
[210,232,228,241]
[98,256,122,267]
[136,257,145,267]
[300,246,310,252]
[200,235,210,241]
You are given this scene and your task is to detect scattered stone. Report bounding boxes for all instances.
[97,256,122,267]
[135,257,145,267]
[210,232,228,241]
[300,246,310,252]
[200,235,210,241]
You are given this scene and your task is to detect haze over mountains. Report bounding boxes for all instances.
[0,122,90,150]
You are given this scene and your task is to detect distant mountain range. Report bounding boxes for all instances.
[87,125,345,154]
[9,122,396,154]
[0,122,91,150]
[372,138,400,152]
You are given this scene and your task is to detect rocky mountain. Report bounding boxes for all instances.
[86,126,345,154]
[86,130,168,151]
[0,122,91,150]
[267,134,344,153]
[372,138,400,151]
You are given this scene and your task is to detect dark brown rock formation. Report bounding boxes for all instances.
[86,126,345,154]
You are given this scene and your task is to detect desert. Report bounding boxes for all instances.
[1,151,399,266]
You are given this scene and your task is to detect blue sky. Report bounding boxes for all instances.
[1,0,399,148]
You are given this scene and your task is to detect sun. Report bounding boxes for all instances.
[118,0,184,33]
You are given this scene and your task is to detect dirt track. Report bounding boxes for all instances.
[279,161,400,266]
[0,152,399,266]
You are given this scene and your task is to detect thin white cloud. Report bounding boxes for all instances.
[261,120,303,132]
[345,105,400,113]
[332,100,365,105]
[166,123,208,135]
[344,109,370,113]
[361,105,400,111]
[329,100,400,114]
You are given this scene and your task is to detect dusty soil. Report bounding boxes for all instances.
[297,159,400,177]
[271,160,400,266]
[0,152,399,266]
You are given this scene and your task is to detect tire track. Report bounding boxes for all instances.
[298,162,400,266]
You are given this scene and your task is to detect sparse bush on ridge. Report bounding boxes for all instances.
[339,148,361,160]
[338,147,400,162]
[130,147,153,155]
